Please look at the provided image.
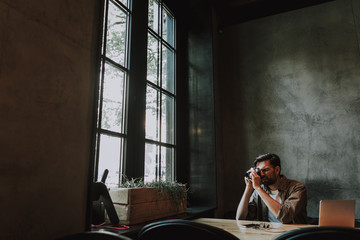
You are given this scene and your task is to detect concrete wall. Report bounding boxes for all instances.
[214,0,360,218]
[0,0,99,239]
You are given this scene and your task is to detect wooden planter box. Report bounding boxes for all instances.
[109,187,187,225]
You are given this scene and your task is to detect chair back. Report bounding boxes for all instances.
[57,231,132,240]
[273,226,360,240]
[137,219,238,240]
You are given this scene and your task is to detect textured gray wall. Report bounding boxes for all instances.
[0,0,99,239]
[215,0,360,218]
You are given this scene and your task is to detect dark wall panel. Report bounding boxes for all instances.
[187,0,217,208]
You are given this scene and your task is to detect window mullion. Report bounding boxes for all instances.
[123,0,148,179]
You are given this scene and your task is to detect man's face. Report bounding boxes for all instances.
[255,160,278,186]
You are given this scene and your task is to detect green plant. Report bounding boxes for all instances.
[119,177,188,208]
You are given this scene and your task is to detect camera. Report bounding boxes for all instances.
[245,168,262,179]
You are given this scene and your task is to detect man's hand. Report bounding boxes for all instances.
[249,168,261,190]
[244,176,254,191]
[237,170,256,220]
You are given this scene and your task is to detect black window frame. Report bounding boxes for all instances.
[92,0,178,185]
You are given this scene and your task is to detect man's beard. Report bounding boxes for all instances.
[261,175,276,186]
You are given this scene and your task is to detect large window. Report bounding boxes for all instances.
[94,0,176,186]
[95,0,131,187]
[145,0,176,182]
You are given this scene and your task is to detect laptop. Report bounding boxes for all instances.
[319,200,356,227]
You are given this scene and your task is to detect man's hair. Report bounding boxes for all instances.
[254,153,281,171]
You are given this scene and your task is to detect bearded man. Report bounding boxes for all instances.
[236,153,308,224]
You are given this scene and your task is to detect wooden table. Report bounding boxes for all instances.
[193,218,312,240]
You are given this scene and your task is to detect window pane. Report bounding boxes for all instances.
[146,85,159,141]
[144,143,159,183]
[148,0,159,34]
[101,63,125,133]
[106,1,128,66]
[160,146,173,181]
[162,8,174,46]
[161,93,174,144]
[161,45,174,93]
[147,33,159,85]
[98,134,123,188]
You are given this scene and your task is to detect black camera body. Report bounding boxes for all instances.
[245,168,262,179]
